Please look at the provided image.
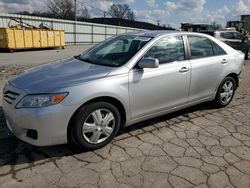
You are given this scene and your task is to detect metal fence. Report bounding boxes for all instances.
[0,13,144,45]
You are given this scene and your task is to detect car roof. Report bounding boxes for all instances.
[126,30,213,38]
[215,30,240,33]
[129,30,179,37]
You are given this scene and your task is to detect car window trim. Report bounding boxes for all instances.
[183,35,191,60]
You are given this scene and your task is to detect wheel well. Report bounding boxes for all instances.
[227,73,239,88]
[67,96,127,142]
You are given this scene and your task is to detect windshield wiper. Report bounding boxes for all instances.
[74,54,81,60]
[96,62,118,67]
[76,56,95,64]
[75,56,117,67]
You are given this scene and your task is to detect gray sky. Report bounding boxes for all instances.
[0,0,250,28]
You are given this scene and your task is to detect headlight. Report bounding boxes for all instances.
[16,93,68,108]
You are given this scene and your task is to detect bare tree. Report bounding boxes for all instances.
[127,12,135,21]
[47,0,75,19]
[211,21,222,30]
[80,7,90,19]
[108,4,135,20]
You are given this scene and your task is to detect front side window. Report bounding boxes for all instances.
[77,35,151,67]
[188,36,214,59]
[144,36,185,64]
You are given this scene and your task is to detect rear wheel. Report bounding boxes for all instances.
[245,49,250,60]
[214,77,236,107]
[70,102,121,150]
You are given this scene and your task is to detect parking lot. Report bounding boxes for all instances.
[0,48,250,188]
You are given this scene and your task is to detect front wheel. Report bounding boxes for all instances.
[214,77,236,108]
[70,102,121,150]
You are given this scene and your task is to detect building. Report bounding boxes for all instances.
[181,23,214,32]
[181,23,214,35]
[226,21,246,32]
[241,15,250,31]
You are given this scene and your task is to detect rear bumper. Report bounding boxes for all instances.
[237,71,242,88]
[2,100,75,146]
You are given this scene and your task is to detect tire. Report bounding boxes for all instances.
[70,102,121,150]
[245,50,250,60]
[9,49,14,53]
[214,77,236,108]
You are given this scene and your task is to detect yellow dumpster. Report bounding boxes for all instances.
[0,28,65,52]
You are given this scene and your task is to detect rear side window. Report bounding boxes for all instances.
[211,41,227,56]
[188,36,227,59]
[188,36,214,59]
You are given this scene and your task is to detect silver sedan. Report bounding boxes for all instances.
[3,31,244,150]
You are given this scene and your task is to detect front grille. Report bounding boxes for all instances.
[3,90,20,104]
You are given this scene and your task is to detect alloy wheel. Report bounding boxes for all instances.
[220,80,234,104]
[82,108,115,144]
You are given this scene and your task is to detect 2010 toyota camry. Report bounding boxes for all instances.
[2,31,244,150]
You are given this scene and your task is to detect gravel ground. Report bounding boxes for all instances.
[0,44,93,103]
[0,64,34,106]
[0,61,250,188]
[0,45,92,65]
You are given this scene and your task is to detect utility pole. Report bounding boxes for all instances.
[157,20,160,26]
[74,0,77,22]
[74,0,77,45]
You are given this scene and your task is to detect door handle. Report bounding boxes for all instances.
[221,59,227,64]
[179,67,189,73]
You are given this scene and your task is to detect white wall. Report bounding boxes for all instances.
[0,13,144,45]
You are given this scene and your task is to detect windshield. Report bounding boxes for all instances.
[77,35,152,67]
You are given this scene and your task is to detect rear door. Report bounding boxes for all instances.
[187,35,229,102]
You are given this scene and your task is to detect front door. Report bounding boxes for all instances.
[129,36,191,120]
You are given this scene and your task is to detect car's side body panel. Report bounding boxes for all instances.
[60,72,131,122]
[128,60,191,120]
[188,55,228,102]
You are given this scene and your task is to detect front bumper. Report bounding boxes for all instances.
[3,99,75,146]
[2,83,76,146]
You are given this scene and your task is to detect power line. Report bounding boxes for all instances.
[77,0,108,15]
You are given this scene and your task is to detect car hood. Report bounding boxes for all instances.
[10,58,114,93]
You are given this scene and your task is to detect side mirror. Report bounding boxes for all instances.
[138,57,159,69]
